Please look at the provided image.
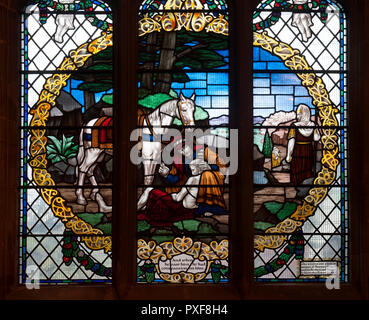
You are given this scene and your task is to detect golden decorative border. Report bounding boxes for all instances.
[29,31,113,253]
[253,31,340,252]
[138,0,228,36]
[136,1,229,283]
[30,22,339,257]
[137,237,228,283]
[138,12,228,36]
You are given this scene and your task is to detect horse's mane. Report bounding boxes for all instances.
[149,98,177,122]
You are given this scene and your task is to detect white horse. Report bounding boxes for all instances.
[75,93,196,208]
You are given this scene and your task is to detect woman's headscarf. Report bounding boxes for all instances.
[295,104,315,137]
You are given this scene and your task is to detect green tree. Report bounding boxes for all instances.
[73,29,228,104]
[139,30,228,94]
[262,131,273,158]
[71,46,113,110]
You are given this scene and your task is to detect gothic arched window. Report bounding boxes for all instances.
[1,0,367,301]
[136,0,231,284]
[20,0,114,285]
[252,0,348,283]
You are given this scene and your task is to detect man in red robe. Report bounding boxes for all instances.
[137,158,227,227]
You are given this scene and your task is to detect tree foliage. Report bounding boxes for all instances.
[262,131,273,158]
[73,29,228,98]
[139,30,228,92]
[71,46,113,93]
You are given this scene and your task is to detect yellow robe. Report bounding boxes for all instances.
[166,147,226,208]
[197,147,226,208]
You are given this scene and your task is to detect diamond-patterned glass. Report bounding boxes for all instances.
[20,1,113,285]
[253,0,348,283]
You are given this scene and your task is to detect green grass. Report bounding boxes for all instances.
[137,220,151,232]
[198,222,217,234]
[264,202,284,215]
[173,219,201,232]
[276,202,298,221]
[151,235,175,243]
[254,221,274,231]
[263,201,298,222]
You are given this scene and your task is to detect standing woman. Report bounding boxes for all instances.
[286,104,321,185]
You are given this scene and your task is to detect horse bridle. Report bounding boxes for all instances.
[143,99,193,142]
[157,100,192,125]
[176,100,192,126]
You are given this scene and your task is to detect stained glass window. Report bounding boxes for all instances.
[136,0,230,284]
[20,0,113,284]
[253,0,348,282]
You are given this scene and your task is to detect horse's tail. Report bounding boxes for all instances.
[75,127,85,184]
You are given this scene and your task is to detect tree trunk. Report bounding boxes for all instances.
[82,59,96,111]
[141,33,157,91]
[154,32,177,94]
[84,90,96,111]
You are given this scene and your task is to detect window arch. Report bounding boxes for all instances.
[252,0,349,283]
[0,0,367,300]
[136,0,231,284]
[20,0,114,284]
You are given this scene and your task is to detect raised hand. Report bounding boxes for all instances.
[159,163,170,178]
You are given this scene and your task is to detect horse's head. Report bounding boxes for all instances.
[177,93,196,127]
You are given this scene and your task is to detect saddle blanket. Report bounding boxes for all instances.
[91,116,113,149]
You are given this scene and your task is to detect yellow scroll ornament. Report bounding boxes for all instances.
[30,31,113,253]
[137,237,228,283]
[253,32,340,252]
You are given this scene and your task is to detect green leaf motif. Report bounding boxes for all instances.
[220,266,229,277]
[137,266,144,278]
[145,271,155,284]
[46,145,57,154]
[47,136,63,154]
[47,135,79,164]
[211,271,221,284]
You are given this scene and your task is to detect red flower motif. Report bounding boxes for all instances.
[276,259,285,266]
[63,257,70,263]
[81,259,88,266]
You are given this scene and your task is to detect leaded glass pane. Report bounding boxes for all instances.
[253,0,348,282]
[20,0,113,285]
[136,0,230,284]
